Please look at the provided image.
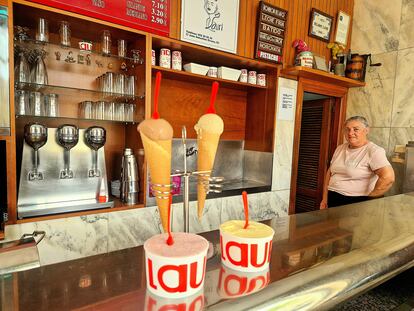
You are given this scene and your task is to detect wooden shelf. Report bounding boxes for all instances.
[15,199,145,224]
[0,231,4,240]
[152,66,267,90]
[281,66,366,88]
[152,35,281,72]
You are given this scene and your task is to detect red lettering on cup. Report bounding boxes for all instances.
[226,241,248,267]
[267,241,273,263]
[159,304,186,311]
[148,258,157,289]
[158,264,188,293]
[189,257,206,288]
[250,241,270,268]
[146,296,157,311]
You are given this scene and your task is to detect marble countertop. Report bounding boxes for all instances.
[1,193,414,311]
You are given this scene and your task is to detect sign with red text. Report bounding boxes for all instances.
[28,0,170,36]
[255,1,287,63]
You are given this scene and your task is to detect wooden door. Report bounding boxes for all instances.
[295,98,333,214]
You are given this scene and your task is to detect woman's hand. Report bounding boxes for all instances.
[320,200,328,209]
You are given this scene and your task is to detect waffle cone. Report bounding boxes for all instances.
[197,131,221,218]
[141,133,171,232]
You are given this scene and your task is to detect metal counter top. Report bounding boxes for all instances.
[1,193,414,310]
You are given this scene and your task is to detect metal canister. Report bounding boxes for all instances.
[159,48,171,68]
[257,74,266,86]
[239,69,248,82]
[151,49,156,66]
[172,51,182,70]
[248,71,257,84]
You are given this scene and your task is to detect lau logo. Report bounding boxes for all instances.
[204,0,223,32]
[218,267,270,297]
[146,294,205,311]
[147,257,207,293]
[220,235,273,268]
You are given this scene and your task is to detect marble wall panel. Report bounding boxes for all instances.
[391,47,414,127]
[107,207,162,252]
[347,76,394,128]
[367,127,391,155]
[399,0,414,49]
[351,0,401,54]
[6,215,109,266]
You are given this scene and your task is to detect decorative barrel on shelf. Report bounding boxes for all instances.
[346,55,365,81]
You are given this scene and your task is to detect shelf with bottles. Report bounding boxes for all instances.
[15,114,143,125]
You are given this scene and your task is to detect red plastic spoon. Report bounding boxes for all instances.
[206,81,219,114]
[152,71,162,119]
[242,191,249,229]
[166,194,174,245]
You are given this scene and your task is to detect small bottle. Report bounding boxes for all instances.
[98,176,108,203]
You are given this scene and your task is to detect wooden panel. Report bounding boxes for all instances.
[169,0,355,66]
[154,76,247,140]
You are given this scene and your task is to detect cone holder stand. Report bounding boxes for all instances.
[151,126,224,233]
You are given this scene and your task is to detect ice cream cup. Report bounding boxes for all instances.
[144,232,209,298]
[220,220,274,272]
[145,289,205,311]
[217,264,270,299]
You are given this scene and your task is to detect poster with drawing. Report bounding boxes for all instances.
[181,0,240,53]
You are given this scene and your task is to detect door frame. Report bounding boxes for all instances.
[289,77,348,215]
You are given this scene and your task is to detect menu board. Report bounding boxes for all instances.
[255,1,287,64]
[28,0,170,36]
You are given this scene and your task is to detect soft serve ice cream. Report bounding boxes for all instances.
[194,113,224,218]
[220,220,274,272]
[138,118,173,232]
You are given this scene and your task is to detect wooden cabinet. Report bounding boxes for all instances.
[3,0,281,225]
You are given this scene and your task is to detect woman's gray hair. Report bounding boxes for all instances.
[345,116,369,128]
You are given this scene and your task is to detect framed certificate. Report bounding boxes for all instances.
[334,11,351,45]
[308,8,333,42]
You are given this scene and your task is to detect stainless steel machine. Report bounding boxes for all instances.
[17,126,113,219]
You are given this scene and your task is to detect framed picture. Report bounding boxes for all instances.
[181,0,240,54]
[313,55,328,71]
[308,9,333,42]
[334,11,351,45]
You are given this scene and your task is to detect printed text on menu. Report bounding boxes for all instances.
[151,0,168,26]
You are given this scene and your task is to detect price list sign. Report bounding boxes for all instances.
[28,0,170,36]
[255,1,287,64]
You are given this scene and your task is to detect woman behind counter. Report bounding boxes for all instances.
[320,116,395,208]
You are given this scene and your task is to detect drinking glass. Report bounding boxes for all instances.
[30,51,48,85]
[101,30,111,56]
[45,93,59,117]
[126,75,135,96]
[94,101,105,120]
[59,21,71,47]
[36,18,49,42]
[118,39,127,58]
[125,103,135,122]
[15,90,30,116]
[79,101,93,119]
[30,92,45,116]
[14,51,30,87]
[105,102,115,120]
[104,72,114,94]
[114,73,126,95]
[115,103,125,121]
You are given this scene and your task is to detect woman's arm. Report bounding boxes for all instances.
[320,168,331,209]
[368,166,395,198]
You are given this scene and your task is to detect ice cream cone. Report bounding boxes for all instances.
[141,132,171,232]
[197,131,221,218]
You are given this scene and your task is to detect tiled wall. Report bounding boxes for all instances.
[347,0,414,195]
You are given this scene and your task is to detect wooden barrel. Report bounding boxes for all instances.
[346,55,364,80]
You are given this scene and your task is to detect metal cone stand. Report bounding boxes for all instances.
[151,126,224,233]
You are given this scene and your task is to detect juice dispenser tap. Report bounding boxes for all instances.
[84,126,106,177]
[24,123,47,181]
[56,124,78,179]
